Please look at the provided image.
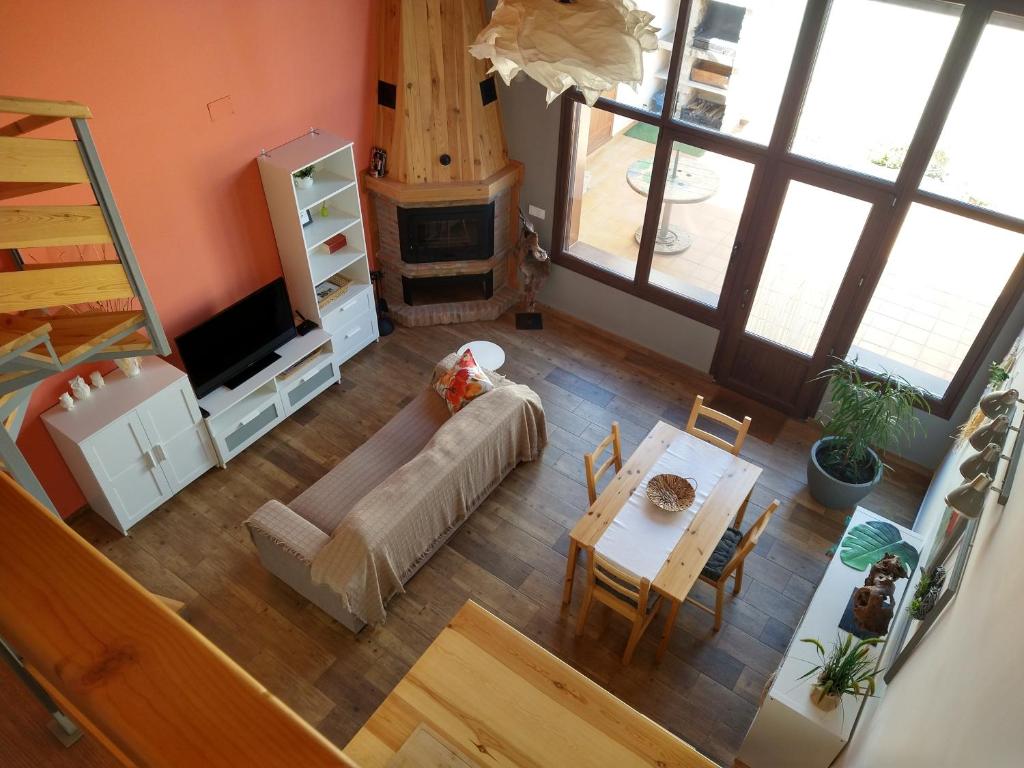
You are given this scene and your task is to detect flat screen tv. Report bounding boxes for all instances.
[176,278,297,399]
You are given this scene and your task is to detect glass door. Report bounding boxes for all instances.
[713,170,892,414]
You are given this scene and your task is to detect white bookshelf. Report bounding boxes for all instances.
[257,130,379,369]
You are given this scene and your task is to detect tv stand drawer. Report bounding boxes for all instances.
[209,391,285,463]
[283,358,337,414]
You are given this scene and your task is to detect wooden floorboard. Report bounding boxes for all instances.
[53,309,931,767]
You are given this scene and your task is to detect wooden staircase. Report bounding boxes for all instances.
[0,95,169,512]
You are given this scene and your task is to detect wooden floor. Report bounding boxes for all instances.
[57,309,929,767]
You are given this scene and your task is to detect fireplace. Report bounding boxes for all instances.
[402,272,494,306]
[398,203,495,264]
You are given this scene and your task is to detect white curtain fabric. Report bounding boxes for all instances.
[469,0,659,105]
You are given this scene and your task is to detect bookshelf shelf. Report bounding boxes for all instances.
[257,130,379,369]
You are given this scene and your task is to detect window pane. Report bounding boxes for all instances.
[648,142,754,307]
[745,182,872,355]
[791,0,960,178]
[850,205,1024,397]
[920,12,1024,219]
[673,0,807,144]
[564,105,659,281]
[604,1,681,116]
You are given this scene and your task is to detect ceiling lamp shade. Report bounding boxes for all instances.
[469,0,659,106]
[979,388,1019,418]
[969,414,1010,450]
[959,443,1001,480]
[945,472,993,519]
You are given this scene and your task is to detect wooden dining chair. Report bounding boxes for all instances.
[575,549,663,664]
[683,499,780,632]
[685,395,751,457]
[583,421,623,505]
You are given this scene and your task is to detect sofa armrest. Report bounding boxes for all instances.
[245,500,329,564]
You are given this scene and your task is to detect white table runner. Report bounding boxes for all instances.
[594,432,735,581]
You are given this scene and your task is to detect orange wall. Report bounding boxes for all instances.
[0,0,377,516]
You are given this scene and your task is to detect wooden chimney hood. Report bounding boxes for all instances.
[372,0,510,186]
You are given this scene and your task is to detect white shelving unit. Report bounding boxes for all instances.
[257,129,379,369]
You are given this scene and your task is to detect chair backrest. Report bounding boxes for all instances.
[589,550,651,619]
[584,421,623,504]
[685,395,751,456]
[721,500,780,579]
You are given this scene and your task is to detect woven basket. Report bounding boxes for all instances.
[646,474,696,512]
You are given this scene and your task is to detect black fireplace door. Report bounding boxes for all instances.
[397,202,495,263]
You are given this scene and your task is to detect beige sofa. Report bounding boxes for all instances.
[245,366,545,632]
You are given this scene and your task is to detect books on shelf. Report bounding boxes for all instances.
[316,274,354,310]
[324,232,348,253]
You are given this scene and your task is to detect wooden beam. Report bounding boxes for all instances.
[0,95,92,119]
[0,315,52,356]
[0,473,358,767]
[0,180,74,201]
[0,205,111,248]
[0,136,89,184]
[0,263,133,313]
[0,114,62,138]
[47,310,145,362]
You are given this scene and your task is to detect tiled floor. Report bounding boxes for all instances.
[48,311,930,767]
[570,129,1016,395]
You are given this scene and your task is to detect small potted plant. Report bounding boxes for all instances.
[799,635,883,712]
[293,164,315,190]
[807,360,927,508]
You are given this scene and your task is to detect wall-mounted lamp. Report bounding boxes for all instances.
[969,414,1011,451]
[959,442,1002,480]
[945,472,993,519]
[979,388,1020,418]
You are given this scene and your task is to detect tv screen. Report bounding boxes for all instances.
[176,278,297,399]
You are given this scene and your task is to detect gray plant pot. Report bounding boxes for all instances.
[807,437,883,509]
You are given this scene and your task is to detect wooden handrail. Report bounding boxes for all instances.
[0,95,93,119]
[0,473,357,767]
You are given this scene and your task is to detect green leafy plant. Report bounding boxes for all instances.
[989,361,1010,388]
[909,565,946,620]
[294,164,315,179]
[799,635,884,703]
[815,359,928,484]
[839,520,919,575]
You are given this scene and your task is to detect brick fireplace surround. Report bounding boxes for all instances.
[366,164,524,327]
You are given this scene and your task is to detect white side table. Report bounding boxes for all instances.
[457,340,505,371]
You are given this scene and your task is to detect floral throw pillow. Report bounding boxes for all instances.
[434,349,494,413]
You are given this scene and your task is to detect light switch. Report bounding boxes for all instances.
[528,204,546,220]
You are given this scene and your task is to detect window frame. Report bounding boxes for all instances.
[551,0,1024,420]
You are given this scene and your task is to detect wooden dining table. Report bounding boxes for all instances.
[563,420,762,658]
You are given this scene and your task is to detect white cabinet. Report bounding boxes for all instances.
[737,508,923,768]
[42,357,216,535]
[257,129,379,367]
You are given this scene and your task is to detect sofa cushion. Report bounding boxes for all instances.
[702,527,742,581]
[289,389,450,534]
[433,348,493,413]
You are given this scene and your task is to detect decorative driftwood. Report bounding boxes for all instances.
[515,213,550,312]
[852,552,909,635]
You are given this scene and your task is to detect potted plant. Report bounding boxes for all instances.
[293,164,315,190]
[807,360,927,508]
[799,635,883,712]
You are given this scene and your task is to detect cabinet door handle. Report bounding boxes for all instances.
[238,408,263,427]
[144,449,157,468]
[154,444,167,462]
[340,296,359,312]
[344,326,361,340]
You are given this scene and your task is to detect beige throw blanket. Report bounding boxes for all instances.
[310,383,546,625]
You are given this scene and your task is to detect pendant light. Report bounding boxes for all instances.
[470,0,659,105]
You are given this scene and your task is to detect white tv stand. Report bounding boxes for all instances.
[198,328,336,465]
